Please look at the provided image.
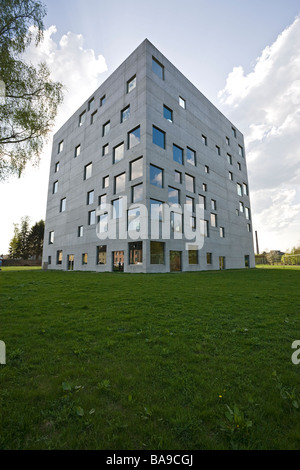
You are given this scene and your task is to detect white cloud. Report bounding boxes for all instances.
[218,16,300,252]
[0,27,108,254]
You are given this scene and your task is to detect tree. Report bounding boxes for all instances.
[0,0,64,180]
[8,223,21,258]
[27,219,44,259]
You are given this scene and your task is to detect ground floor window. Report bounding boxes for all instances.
[150,241,165,264]
[56,250,63,265]
[188,249,198,265]
[129,242,142,265]
[113,251,124,271]
[97,245,107,265]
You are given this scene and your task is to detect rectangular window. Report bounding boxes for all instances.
[88,97,95,111]
[237,162,241,171]
[100,95,106,107]
[49,231,54,244]
[245,207,251,220]
[127,75,136,93]
[150,164,163,188]
[202,220,209,237]
[205,165,209,174]
[60,198,66,212]
[163,105,173,122]
[48,256,51,265]
[128,207,140,232]
[113,142,125,164]
[102,144,109,156]
[112,198,123,219]
[84,162,92,180]
[132,183,143,203]
[202,183,207,192]
[121,105,130,123]
[150,199,163,221]
[227,153,232,165]
[79,111,86,127]
[187,147,196,166]
[185,174,195,193]
[114,172,126,194]
[103,175,109,189]
[153,126,165,149]
[55,161,59,173]
[202,135,207,146]
[103,121,110,137]
[186,196,194,213]
[206,252,212,265]
[88,210,96,225]
[128,126,140,149]
[199,194,206,210]
[75,145,81,158]
[171,212,182,233]
[58,140,64,154]
[216,145,221,156]
[129,241,142,265]
[237,183,243,196]
[211,199,217,211]
[174,170,182,184]
[179,96,186,109]
[226,136,230,146]
[56,250,63,265]
[82,253,88,265]
[98,194,107,209]
[232,127,236,138]
[87,190,94,205]
[247,223,251,232]
[239,145,244,157]
[91,110,97,124]
[152,57,164,79]
[243,183,248,196]
[220,227,225,238]
[130,157,143,180]
[168,186,180,206]
[173,144,183,164]
[188,249,198,265]
[229,171,233,181]
[97,245,107,265]
[78,225,83,237]
[98,213,108,233]
[210,213,217,227]
[53,180,58,194]
[150,241,165,265]
[240,201,244,213]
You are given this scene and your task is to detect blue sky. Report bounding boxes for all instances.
[1,0,300,254]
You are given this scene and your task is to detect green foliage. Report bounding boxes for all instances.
[0,0,64,179]
[8,216,44,259]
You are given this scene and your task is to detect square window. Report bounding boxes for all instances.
[163,105,173,122]
[128,126,140,149]
[121,105,130,123]
[187,147,196,166]
[173,144,183,164]
[132,183,143,203]
[153,126,165,149]
[168,186,180,206]
[152,57,164,79]
[113,142,125,164]
[130,157,143,180]
[84,162,92,180]
[150,164,163,188]
[179,96,186,109]
[114,172,126,194]
[88,210,96,225]
[185,174,195,193]
[103,121,110,137]
[127,75,136,93]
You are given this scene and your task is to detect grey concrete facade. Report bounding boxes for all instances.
[42,39,255,273]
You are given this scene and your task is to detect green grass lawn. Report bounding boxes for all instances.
[0,267,300,450]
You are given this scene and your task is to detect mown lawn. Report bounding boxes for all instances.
[0,267,300,450]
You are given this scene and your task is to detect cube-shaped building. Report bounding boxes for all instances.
[42,39,255,272]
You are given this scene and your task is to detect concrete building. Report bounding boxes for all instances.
[42,39,255,273]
